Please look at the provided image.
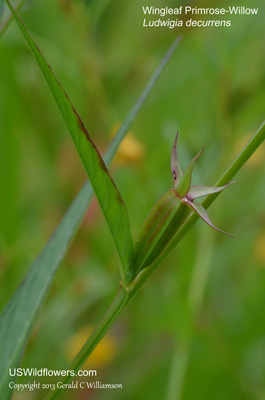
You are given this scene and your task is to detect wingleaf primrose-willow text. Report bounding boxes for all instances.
[142,6,259,29]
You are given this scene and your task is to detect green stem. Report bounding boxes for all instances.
[165,341,190,400]
[48,120,265,399]
[165,226,214,400]
[163,121,265,400]
[188,226,214,314]
[128,120,265,297]
[46,285,129,400]
[104,36,181,165]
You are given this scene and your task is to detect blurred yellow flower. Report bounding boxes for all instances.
[253,231,265,266]
[65,325,117,369]
[111,122,145,166]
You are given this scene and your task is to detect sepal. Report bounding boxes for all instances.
[186,181,237,200]
[175,146,205,198]
[171,131,183,187]
[183,199,233,237]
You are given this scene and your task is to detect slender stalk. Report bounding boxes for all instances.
[46,285,129,400]
[47,120,265,399]
[48,122,265,400]
[128,120,265,298]
[188,226,214,314]
[104,36,181,166]
[163,119,265,399]
[0,7,181,394]
[165,341,190,400]
[165,226,214,400]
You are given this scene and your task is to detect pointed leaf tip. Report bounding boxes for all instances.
[184,199,233,238]
[176,146,205,198]
[4,0,134,281]
[171,131,183,187]
[187,180,237,200]
[193,145,205,163]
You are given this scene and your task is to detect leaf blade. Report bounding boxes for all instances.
[0,182,94,399]
[0,7,180,396]
[5,0,133,280]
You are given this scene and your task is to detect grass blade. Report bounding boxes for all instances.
[104,37,181,165]
[0,183,92,400]
[0,5,180,396]
[6,0,133,281]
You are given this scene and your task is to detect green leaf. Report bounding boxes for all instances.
[46,121,265,400]
[6,0,133,281]
[0,183,93,400]
[176,146,204,198]
[0,4,180,396]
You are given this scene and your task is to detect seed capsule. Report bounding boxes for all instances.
[131,132,235,279]
[133,189,190,274]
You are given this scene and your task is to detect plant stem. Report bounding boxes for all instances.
[188,226,214,314]
[104,37,182,165]
[47,120,265,399]
[165,341,190,400]
[165,226,214,400]
[128,120,265,296]
[46,285,129,400]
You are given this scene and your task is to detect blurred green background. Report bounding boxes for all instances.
[1,0,265,399]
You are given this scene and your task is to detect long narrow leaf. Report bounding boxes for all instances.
[0,4,180,397]
[0,183,92,400]
[6,0,133,281]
